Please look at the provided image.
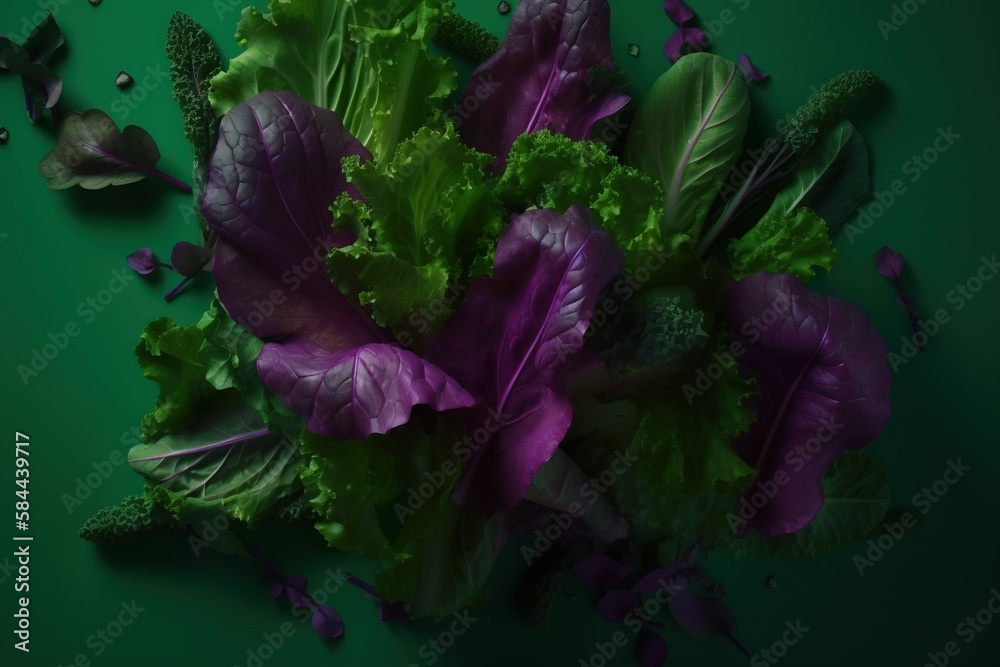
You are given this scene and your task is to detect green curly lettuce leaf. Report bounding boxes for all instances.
[209,0,456,163]
[727,207,836,281]
[329,124,503,327]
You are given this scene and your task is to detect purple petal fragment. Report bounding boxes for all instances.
[663,26,707,63]
[637,631,669,667]
[170,241,213,277]
[378,600,414,622]
[126,247,170,275]
[311,604,345,639]
[573,554,637,589]
[267,579,283,600]
[630,564,689,596]
[456,0,630,170]
[663,0,695,25]
[669,591,750,657]
[723,273,892,537]
[737,53,768,83]
[875,246,903,280]
[597,589,637,622]
[427,205,625,512]
[284,574,309,608]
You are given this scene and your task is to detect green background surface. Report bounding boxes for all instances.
[1,0,998,666]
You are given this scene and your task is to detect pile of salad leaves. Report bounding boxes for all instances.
[38,0,897,663]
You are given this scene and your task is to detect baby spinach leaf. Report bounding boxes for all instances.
[39,110,190,191]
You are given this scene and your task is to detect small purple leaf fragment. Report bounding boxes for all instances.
[379,600,414,622]
[875,246,904,280]
[597,589,637,623]
[284,574,309,608]
[668,591,750,657]
[737,53,768,83]
[170,241,213,277]
[127,247,172,275]
[663,26,707,63]
[637,631,669,667]
[573,554,636,589]
[663,0,695,25]
[267,579,283,600]
[311,604,345,639]
[630,564,688,596]
[876,245,923,350]
[115,71,133,89]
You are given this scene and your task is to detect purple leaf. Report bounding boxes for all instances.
[127,247,172,275]
[267,579,284,600]
[637,631,669,667]
[597,589,637,622]
[875,246,923,351]
[723,273,892,537]
[875,246,904,280]
[284,574,309,608]
[203,91,473,439]
[663,26,707,63]
[378,600,414,623]
[427,206,625,512]
[170,241,213,277]
[524,448,629,543]
[630,564,689,596]
[668,591,750,657]
[737,53,768,83]
[573,554,637,589]
[311,604,345,639]
[456,0,629,171]
[203,90,376,345]
[663,0,695,25]
[257,338,474,442]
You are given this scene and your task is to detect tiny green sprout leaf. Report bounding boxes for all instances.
[39,109,191,192]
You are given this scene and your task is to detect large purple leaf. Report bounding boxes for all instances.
[203,91,472,440]
[257,338,473,441]
[723,273,892,537]
[203,90,378,347]
[456,0,629,171]
[427,206,624,511]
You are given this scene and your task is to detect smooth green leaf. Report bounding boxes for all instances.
[128,396,301,522]
[624,53,750,245]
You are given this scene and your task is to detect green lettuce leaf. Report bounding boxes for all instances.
[128,395,301,523]
[209,0,456,163]
[624,53,749,246]
[299,430,405,563]
[497,130,664,262]
[727,207,836,280]
[329,124,503,327]
[135,318,220,441]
